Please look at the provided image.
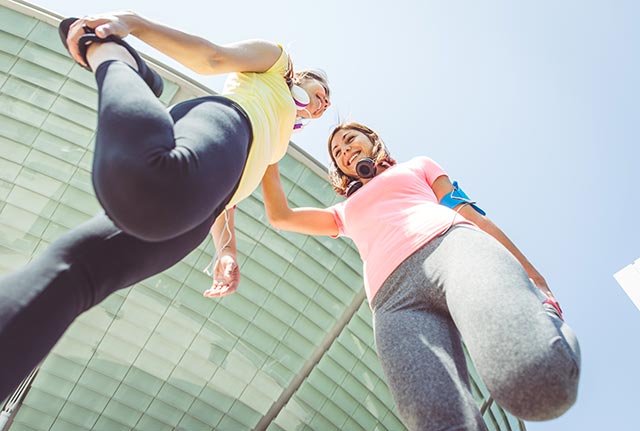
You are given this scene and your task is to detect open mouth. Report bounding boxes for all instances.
[348,151,360,166]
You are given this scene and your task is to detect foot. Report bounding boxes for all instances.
[85,41,137,71]
[58,17,164,97]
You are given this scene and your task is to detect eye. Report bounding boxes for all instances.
[348,135,355,143]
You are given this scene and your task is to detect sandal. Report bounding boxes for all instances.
[58,17,164,97]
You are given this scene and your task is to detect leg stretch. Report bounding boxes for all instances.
[92,61,250,241]
[429,226,581,420]
[372,254,489,431]
[0,211,214,399]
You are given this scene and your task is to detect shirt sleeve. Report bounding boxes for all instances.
[416,156,448,186]
[327,202,346,238]
[265,45,289,75]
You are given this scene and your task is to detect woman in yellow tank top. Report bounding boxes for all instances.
[0,10,330,400]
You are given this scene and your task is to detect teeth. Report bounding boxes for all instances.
[349,152,360,165]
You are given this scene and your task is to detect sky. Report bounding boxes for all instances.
[34,0,640,429]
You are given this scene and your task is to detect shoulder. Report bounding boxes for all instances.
[264,44,290,75]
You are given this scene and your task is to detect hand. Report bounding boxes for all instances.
[529,276,563,319]
[66,12,136,67]
[203,254,240,298]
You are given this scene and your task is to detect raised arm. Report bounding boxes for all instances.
[431,176,556,302]
[262,164,339,237]
[66,11,282,74]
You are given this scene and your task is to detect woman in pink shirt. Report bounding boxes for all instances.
[261,122,580,430]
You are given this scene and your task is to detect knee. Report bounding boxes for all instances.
[490,340,580,420]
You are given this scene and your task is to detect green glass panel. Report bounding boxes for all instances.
[123,367,164,397]
[321,404,352,431]
[291,251,330,286]
[11,404,56,431]
[18,42,71,82]
[49,417,88,431]
[57,402,100,429]
[254,308,290,339]
[301,300,335,331]
[32,132,87,166]
[0,8,36,38]
[0,93,47,127]
[306,410,339,431]
[145,397,184,428]
[67,384,111,413]
[41,113,94,148]
[50,95,97,129]
[16,386,64,417]
[11,58,66,93]
[3,74,56,108]
[102,399,144,429]
[187,398,225,428]
[227,400,261,427]
[59,78,97,109]
[135,413,174,431]
[352,404,379,430]
[216,414,249,431]
[176,414,212,431]
[0,136,30,163]
[133,349,175,381]
[92,415,132,431]
[242,324,279,357]
[0,114,39,145]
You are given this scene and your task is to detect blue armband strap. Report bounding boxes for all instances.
[439,181,486,215]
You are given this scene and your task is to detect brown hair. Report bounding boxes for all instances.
[327,122,396,196]
[284,57,330,97]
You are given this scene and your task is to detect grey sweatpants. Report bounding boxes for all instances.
[372,225,580,431]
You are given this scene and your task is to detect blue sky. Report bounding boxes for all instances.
[37,0,640,429]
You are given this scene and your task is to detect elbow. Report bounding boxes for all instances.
[265,210,286,230]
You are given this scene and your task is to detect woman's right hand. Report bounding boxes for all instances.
[203,254,240,298]
[65,11,138,68]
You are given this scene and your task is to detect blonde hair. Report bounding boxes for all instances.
[327,122,396,196]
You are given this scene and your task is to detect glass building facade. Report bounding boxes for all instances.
[0,1,526,429]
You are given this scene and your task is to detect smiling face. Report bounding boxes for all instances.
[327,122,396,196]
[297,78,331,118]
[329,129,375,177]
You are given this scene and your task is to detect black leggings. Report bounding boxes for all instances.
[0,60,251,398]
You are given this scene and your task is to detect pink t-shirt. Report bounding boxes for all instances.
[329,156,475,305]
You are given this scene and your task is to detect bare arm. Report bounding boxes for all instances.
[211,208,237,259]
[262,164,339,237]
[203,208,240,298]
[67,11,282,74]
[431,176,556,301]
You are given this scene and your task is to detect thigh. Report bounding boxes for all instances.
[373,295,486,430]
[430,226,580,418]
[95,95,250,242]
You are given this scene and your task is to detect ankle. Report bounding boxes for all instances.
[86,42,138,72]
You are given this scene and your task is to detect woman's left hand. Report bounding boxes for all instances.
[203,254,240,298]
[529,273,557,301]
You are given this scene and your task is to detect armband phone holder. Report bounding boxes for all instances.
[439,181,486,215]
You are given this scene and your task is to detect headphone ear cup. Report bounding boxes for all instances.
[345,180,363,197]
[356,158,376,179]
[291,85,310,108]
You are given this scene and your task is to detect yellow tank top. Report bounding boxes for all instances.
[222,46,296,208]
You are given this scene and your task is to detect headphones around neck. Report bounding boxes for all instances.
[345,158,377,197]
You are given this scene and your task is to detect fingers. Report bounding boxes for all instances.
[203,280,238,298]
[65,15,124,67]
[66,19,87,66]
